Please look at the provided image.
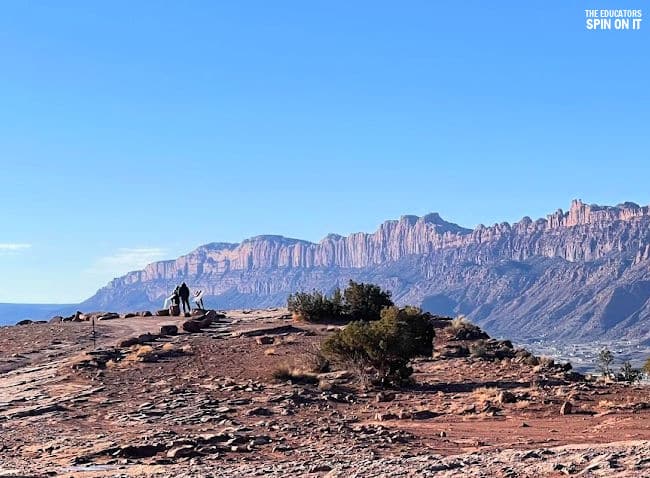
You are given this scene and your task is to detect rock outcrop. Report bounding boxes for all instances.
[82,200,650,342]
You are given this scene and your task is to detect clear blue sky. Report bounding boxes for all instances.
[0,1,648,303]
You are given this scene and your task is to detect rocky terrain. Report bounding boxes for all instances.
[2,310,650,477]
[82,200,650,343]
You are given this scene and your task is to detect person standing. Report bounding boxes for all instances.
[193,289,205,310]
[164,286,180,309]
[178,282,191,315]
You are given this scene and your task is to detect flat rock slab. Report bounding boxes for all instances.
[238,325,306,337]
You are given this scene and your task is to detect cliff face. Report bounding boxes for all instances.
[82,200,650,342]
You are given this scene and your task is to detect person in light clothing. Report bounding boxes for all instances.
[193,289,205,310]
[163,286,180,309]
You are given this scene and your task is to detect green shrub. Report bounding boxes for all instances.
[597,348,614,378]
[287,280,394,323]
[320,306,434,386]
[343,280,394,321]
[618,361,642,383]
[287,289,344,323]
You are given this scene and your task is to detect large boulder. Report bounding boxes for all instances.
[169,305,181,317]
[118,337,140,348]
[182,319,203,333]
[49,316,63,324]
[560,401,572,415]
[139,311,153,317]
[438,344,470,358]
[156,309,170,317]
[16,319,33,326]
[160,324,178,336]
[97,312,120,321]
[137,333,159,343]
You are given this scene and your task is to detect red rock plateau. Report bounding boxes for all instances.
[2,310,650,477]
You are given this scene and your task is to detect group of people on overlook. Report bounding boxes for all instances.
[164,282,204,316]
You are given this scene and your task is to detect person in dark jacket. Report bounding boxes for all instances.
[178,282,191,314]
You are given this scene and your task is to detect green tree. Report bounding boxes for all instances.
[287,281,393,323]
[287,290,338,322]
[343,280,393,321]
[618,361,642,384]
[597,348,614,378]
[321,306,434,386]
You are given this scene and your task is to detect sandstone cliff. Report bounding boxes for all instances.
[82,200,650,342]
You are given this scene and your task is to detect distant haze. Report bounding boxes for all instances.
[0,304,76,326]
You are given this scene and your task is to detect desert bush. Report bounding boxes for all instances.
[597,348,614,378]
[343,280,393,321]
[446,316,489,341]
[618,361,642,383]
[304,343,330,373]
[538,356,555,368]
[287,280,394,323]
[321,306,434,386]
[472,386,498,403]
[287,289,343,323]
[450,316,470,329]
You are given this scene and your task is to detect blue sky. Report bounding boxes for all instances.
[0,1,648,303]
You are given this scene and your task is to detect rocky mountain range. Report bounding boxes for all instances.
[82,200,650,343]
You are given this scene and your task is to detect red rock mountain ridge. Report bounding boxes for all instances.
[83,200,650,343]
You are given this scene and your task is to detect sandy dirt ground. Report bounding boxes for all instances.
[1,309,650,477]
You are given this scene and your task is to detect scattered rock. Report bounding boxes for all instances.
[182,320,204,333]
[247,407,273,416]
[137,332,159,343]
[411,409,440,420]
[376,391,396,402]
[160,325,179,336]
[97,313,120,321]
[118,337,140,348]
[156,309,171,317]
[5,403,66,419]
[256,336,275,345]
[438,344,470,358]
[309,464,332,473]
[167,445,200,459]
[560,401,572,415]
[239,325,305,337]
[498,391,516,404]
[117,443,165,458]
[375,412,398,421]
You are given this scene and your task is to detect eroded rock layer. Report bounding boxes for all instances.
[82,200,650,342]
